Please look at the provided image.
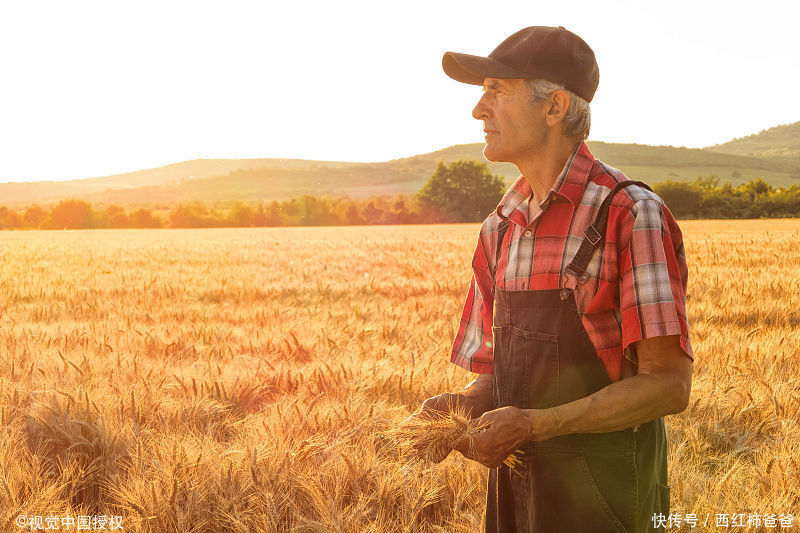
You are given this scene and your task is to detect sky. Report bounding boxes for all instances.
[1,0,799,182]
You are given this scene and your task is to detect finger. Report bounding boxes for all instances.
[489,459,504,469]
[474,414,492,430]
[454,436,471,457]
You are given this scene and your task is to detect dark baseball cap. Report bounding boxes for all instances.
[442,26,600,102]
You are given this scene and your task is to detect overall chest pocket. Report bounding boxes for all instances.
[492,325,559,409]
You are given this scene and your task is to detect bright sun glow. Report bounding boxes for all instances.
[0,0,798,181]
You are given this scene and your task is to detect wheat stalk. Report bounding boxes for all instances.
[391,404,525,476]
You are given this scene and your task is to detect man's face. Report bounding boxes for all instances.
[472,78,545,163]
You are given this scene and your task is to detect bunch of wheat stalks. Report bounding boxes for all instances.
[392,405,525,477]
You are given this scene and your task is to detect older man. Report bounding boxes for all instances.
[410,26,694,532]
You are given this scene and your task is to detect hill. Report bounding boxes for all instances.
[0,158,362,206]
[707,120,800,157]
[2,123,800,207]
[72,142,800,208]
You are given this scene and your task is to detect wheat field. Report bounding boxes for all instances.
[0,220,798,532]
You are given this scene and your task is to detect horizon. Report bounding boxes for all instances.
[1,0,798,182]
[0,123,796,185]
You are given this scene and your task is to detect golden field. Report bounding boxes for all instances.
[0,220,798,532]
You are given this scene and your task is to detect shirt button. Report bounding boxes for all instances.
[524,230,532,238]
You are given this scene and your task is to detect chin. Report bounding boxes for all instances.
[482,146,507,163]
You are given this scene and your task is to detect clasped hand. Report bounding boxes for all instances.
[453,405,534,468]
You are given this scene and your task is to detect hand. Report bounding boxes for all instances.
[403,392,477,463]
[453,406,535,468]
[403,376,495,464]
[405,391,482,423]
[421,392,470,416]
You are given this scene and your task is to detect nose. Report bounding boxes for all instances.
[472,91,490,121]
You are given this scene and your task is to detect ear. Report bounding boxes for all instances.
[544,90,570,127]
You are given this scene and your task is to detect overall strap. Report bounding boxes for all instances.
[563,180,652,285]
[491,219,511,295]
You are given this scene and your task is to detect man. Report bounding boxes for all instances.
[409,26,694,532]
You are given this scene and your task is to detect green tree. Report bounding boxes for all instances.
[386,195,413,224]
[169,202,222,228]
[102,205,129,228]
[343,202,366,225]
[130,208,162,228]
[297,194,339,226]
[361,200,385,224]
[23,205,47,228]
[692,175,720,194]
[229,201,256,227]
[417,160,505,222]
[737,177,772,201]
[652,181,702,218]
[49,199,96,229]
[264,201,286,226]
[254,203,266,226]
[0,207,23,229]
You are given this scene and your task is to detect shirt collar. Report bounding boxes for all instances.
[495,141,595,224]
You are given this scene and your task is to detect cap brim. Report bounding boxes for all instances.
[442,52,530,85]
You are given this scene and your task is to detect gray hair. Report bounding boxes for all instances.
[526,79,591,142]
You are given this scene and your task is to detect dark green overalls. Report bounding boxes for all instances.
[484,181,671,533]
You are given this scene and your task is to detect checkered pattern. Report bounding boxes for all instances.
[450,142,693,382]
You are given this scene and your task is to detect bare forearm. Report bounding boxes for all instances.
[526,373,688,441]
[460,374,494,418]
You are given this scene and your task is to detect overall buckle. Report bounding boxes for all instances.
[583,225,601,245]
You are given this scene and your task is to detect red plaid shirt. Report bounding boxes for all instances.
[450,141,693,382]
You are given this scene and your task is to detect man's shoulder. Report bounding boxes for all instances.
[587,157,686,243]
[478,211,504,237]
[587,158,666,213]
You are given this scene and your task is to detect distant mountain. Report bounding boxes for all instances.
[0,158,362,206]
[2,123,799,207]
[707,120,800,157]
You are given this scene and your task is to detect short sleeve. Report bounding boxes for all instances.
[449,234,495,374]
[618,198,693,361]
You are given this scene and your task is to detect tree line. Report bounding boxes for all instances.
[651,176,800,219]
[0,195,456,230]
[0,195,459,230]
[2,161,800,229]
